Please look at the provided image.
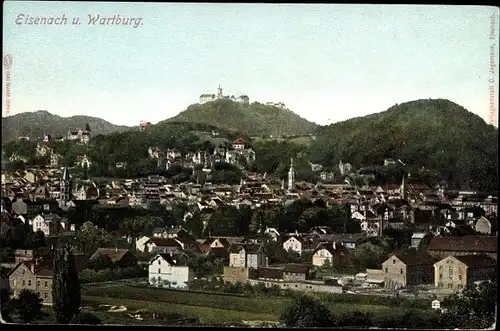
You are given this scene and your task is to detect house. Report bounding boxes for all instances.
[283,236,304,255]
[382,253,435,289]
[7,254,87,305]
[148,253,194,289]
[32,214,73,237]
[312,233,365,250]
[433,254,497,291]
[410,232,433,250]
[311,242,349,267]
[308,226,333,235]
[143,237,184,253]
[475,216,493,235]
[281,264,312,281]
[135,236,153,253]
[228,244,266,269]
[232,138,245,150]
[427,236,497,260]
[89,248,137,268]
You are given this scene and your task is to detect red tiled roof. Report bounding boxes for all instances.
[427,236,497,253]
[233,137,245,144]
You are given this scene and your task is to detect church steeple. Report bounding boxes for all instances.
[288,158,295,191]
[60,166,72,208]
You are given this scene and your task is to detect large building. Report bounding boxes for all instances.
[199,85,249,105]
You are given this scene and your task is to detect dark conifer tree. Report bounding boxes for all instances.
[52,245,81,324]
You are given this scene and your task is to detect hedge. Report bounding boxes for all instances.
[79,266,147,284]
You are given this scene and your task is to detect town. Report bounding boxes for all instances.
[0,122,497,327]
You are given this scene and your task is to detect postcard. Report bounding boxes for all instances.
[1,2,498,329]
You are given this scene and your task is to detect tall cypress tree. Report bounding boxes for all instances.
[52,245,81,324]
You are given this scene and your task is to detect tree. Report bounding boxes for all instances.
[0,287,13,322]
[71,311,101,325]
[10,289,46,323]
[280,294,333,327]
[32,230,46,249]
[442,279,497,329]
[76,221,112,254]
[52,246,81,324]
[335,311,374,327]
[352,242,388,269]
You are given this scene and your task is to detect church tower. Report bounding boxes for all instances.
[217,84,223,99]
[288,158,296,191]
[59,166,72,208]
[400,172,408,201]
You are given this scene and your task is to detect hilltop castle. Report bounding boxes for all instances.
[199,85,249,105]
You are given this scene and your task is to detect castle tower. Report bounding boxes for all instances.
[59,166,72,208]
[288,158,296,191]
[217,85,223,99]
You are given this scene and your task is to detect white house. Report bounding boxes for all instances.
[475,216,492,235]
[229,244,266,269]
[283,236,304,255]
[135,236,152,253]
[32,214,73,236]
[148,253,194,289]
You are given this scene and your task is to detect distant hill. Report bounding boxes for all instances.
[163,100,319,136]
[1,110,132,141]
[307,98,498,192]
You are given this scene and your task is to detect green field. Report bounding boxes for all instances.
[80,285,404,325]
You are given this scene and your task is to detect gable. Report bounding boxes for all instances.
[314,248,331,257]
[382,255,405,267]
[150,255,173,267]
[8,262,33,278]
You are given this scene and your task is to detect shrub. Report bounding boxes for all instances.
[71,311,102,325]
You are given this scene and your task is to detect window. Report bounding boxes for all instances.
[22,280,26,286]
[158,260,161,265]
[393,259,396,264]
[158,268,161,274]
[400,268,403,275]
[439,273,443,280]
[22,270,25,275]
[37,281,40,287]
[458,275,462,280]
[439,266,443,272]
[44,293,48,299]
[385,267,388,273]
[44,281,48,288]
[448,283,453,289]
[28,280,31,286]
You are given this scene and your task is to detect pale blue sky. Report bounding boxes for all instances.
[2,2,499,126]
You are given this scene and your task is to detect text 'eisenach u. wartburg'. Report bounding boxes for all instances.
[15,14,144,28]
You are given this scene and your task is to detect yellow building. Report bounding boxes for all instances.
[433,254,496,292]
